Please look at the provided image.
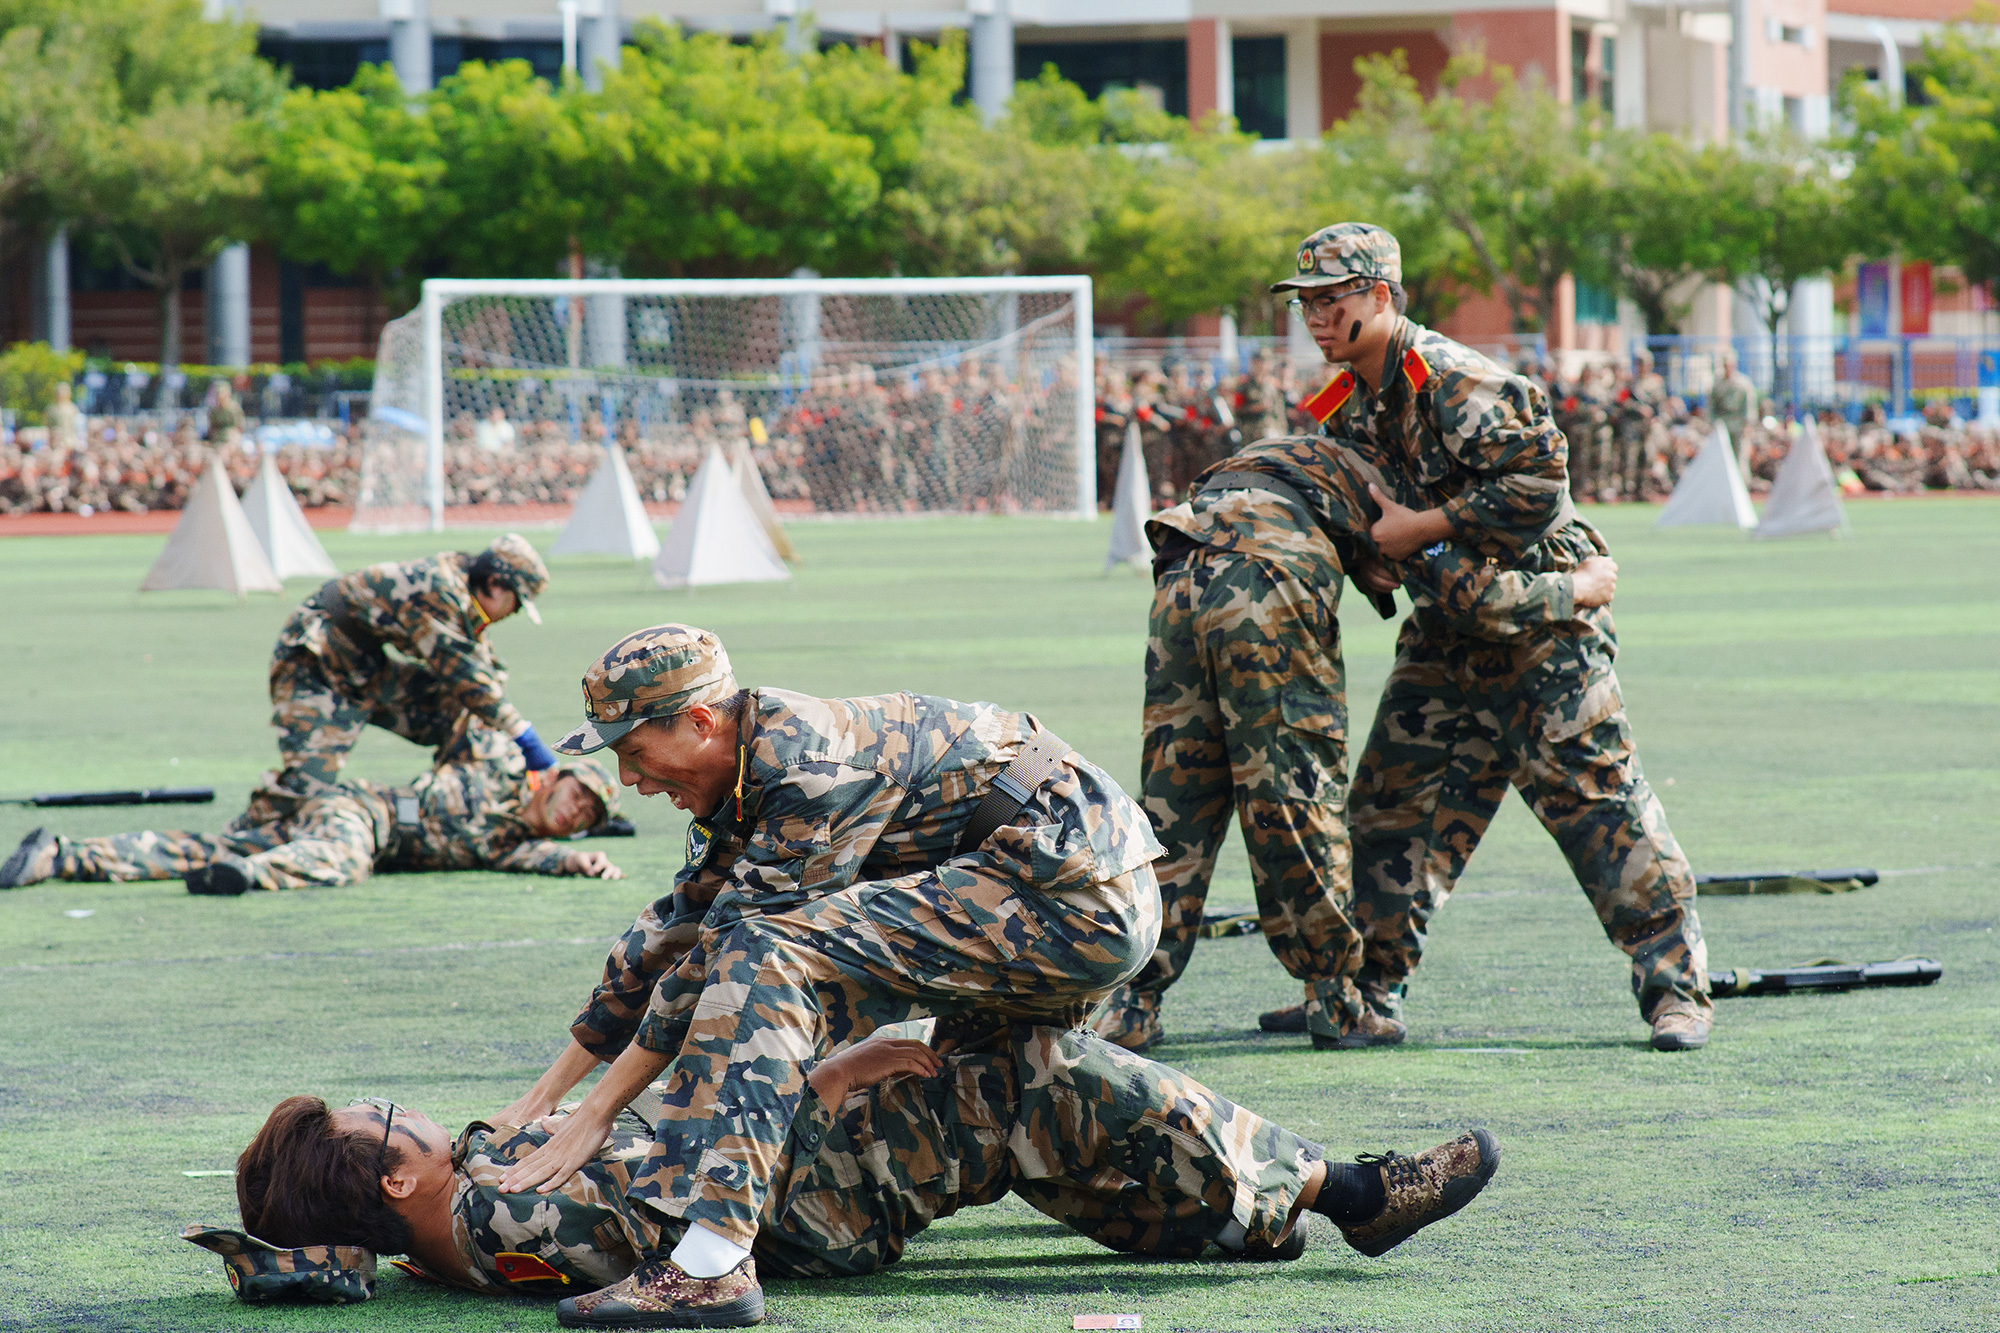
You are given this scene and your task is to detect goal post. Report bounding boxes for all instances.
[356,275,1098,532]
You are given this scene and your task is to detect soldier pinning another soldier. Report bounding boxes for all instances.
[258,533,557,809]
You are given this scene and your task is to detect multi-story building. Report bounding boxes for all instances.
[1,0,1977,365]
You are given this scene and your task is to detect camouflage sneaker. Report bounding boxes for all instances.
[1311,1007,1408,1050]
[1340,1129,1500,1258]
[1258,1003,1307,1034]
[185,855,256,897]
[1089,987,1163,1052]
[556,1256,764,1329]
[1650,1008,1711,1052]
[1,827,57,889]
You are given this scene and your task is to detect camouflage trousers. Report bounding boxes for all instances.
[1106,548,1362,1041]
[759,1025,1321,1277]
[269,638,463,793]
[1349,609,1710,1022]
[56,793,381,891]
[627,862,1163,1247]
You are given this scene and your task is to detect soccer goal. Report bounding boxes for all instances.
[354,275,1098,532]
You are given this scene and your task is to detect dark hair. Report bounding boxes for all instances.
[465,550,512,596]
[1382,280,1410,315]
[236,1096,416,1255]
[644,688,751,732]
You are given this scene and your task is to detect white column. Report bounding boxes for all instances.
[970,0,1014,124]
[581,0,620,91]
[1218,311,1239,373]
[44,229,71,352]
[1613,18,1646,130]
[1728,0,1750,132]
[383,0,432,94]
[207,243,251,367]
[1284,22,1320,142]
[1213,19,1235,120]
[1790,277,1835,404]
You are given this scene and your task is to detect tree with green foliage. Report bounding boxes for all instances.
[0,19,109,332]
[1707,132,1851,398]
[1605,132,1746,336]
[0,340,86,424]
[1338,51,1618,335]
[1844,19,2000,287]
[258,63,446,313]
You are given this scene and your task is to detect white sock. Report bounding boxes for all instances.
[671,1222,753,1279]
[1214,1219,1248,1252]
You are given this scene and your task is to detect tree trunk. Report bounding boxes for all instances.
[160,278,182,368]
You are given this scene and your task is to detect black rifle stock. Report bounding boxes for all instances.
[2,787,215,808]
[1709,958,1941,998]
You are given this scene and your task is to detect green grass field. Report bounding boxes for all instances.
[2,500,1996,1332]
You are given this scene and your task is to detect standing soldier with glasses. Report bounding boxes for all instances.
[1272,223,1712,1054]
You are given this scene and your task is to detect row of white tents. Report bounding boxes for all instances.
[140,440,798,597]
[139,413,1845,598]
[1101,417,1847,571]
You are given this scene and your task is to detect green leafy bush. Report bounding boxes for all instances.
[0,343,87,426]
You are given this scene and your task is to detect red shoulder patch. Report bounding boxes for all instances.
[1300,371,1355,425]
[494,1253,570,1285]
[1402,348,1431,393]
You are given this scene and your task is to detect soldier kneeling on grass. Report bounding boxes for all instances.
[190,1023,1499,1320]
[1,721,624,895]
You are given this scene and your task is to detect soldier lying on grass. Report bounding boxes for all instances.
[2,724,624,895]
[214,1024,1497,1319]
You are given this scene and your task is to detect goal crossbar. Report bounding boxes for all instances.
[399,275,1097,531]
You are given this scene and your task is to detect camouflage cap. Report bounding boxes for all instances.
[180,1225,376,1305]
[1270,223,1403,293]
[486,533,549,625]
[555,625,736,755]
[556,757,619,818]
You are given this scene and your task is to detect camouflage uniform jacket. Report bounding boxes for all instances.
[571,688,1163,1057]
[1317,317,1573,555]
[1146,436,1579,643]
[430,1112,664,1295]
[274,553,525,739]
[243,749,573,877]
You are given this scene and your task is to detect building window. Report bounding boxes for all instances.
[1232,35,1287,139]
[1575,279,1617,326]
[1571,29,1589,108]
[1016,39,1189,118]
[257,38,390,91]
[1598,35,1615,114]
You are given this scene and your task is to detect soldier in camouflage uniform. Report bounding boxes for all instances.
[1709,350,1759,468]
[261,532,557,800]
[1091,432,1617,1052]
[1613,349,1669,501]
[1273,222,1711,1053]
[2,721,622,893]
[474,624,1163,1325]
[224,1028,1498,1320]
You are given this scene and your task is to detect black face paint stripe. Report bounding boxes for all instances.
[1349,320,1363,342]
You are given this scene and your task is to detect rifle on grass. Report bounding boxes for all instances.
[1710,957,1941,998]
[1695,868,1878,895]
[2,787,215,808]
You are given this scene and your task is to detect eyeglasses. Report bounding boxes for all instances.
[1287,284,1371,320]
[348,1097,399,1175]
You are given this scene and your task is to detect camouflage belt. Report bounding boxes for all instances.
[954,728,1071,856]
[1200,469,1395,620]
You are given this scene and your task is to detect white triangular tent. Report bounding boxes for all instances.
[552,444,661,560]
[652,445,792,590]
[1657,424,1757,529]
[1755,418,1849,539]
[728,437,799,564]
[140,455,283,595]
[1105,421,1152,571]
[240,452,337,580]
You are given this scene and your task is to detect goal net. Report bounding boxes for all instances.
[353,276,1096,532]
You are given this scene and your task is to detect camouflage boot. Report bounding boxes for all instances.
[1649,1003,1712,1052]
[0,828,57,889]
[556,1256,764,1329]
[1259,1003,1407,1049]
[1089,984,1164,1052]
[1338,1129,1500,1258]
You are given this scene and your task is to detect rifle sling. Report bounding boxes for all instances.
[955,728,1071,856]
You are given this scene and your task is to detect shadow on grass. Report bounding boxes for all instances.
[1156,1030,1654,1055]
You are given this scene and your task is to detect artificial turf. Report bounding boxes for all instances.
[0,499,1996,1332]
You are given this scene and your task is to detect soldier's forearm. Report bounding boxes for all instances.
[533,1038,606,1105]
